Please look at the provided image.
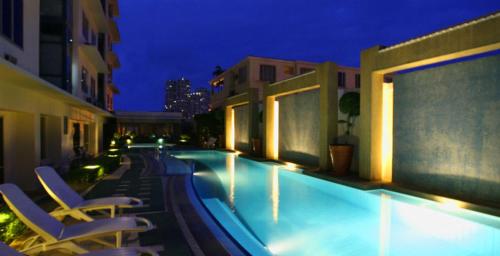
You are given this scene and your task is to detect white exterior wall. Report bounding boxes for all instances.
[0,0,39,75]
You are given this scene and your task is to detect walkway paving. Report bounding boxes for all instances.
[83,149,235,256]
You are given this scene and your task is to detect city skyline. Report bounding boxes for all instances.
[113,0,500,111]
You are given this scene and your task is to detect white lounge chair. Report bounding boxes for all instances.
[0,184,154,255]
[0,241,159,256]
[35,166,143,221]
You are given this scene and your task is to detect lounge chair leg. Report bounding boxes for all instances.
[60,241,89,254]
[74,211,94,222]
[116,231,122,248]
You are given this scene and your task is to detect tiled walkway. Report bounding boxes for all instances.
[83,150,235,256]
[84,153,191,255]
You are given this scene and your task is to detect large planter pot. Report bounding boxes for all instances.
[251,138,261,156]
[329,144,353,176]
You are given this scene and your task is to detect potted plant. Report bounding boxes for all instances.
[330,92,360,175]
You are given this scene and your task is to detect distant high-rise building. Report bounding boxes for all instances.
[188,88,210,118]
[165,77,191,117]
[164,78,210,118]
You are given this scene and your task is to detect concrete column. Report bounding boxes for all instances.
[248,88,259,144]
[359,46,384,180]
[263,94,277,159]
[225,106,233,150]
[317,62,338,171]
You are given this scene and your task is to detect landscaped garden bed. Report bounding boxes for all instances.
[0,148,123,244]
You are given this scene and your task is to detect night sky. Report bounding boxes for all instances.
[114,0,500,111]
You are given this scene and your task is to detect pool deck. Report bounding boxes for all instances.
[83,150,238,255]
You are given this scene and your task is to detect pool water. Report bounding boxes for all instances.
[170,150,500,256]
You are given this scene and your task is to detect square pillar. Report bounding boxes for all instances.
[263,95,277,159]
[360,46,385,180]
[317,62,338,171]
[225,106,233,150]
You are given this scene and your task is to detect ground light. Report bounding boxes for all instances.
[158,138,164,144]
[109,148,119,152]
[84,165,101,170]
[283,162,297,171]
[110,140,116,146]
[107,154,119,158]
[0,213,11,223]
[126,139,132,145]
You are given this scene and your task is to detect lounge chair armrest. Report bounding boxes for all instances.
[135,217,155,231]
[129,197,143,207]
[137,247,160,256]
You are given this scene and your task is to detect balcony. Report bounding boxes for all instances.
[108,19,120,43]
[107,50,120,68]
[79,43,108,73]
[108,0,120,18]
[82,0,108,32]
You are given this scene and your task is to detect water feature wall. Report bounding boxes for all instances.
[278,89,320,166]
[234,104,250,152]
[393,54,500,204]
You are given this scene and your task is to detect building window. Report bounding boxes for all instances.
[284,66,295,75]
[83,124,89,150]
[90,76,96,98]
[82,11,89,42]
[338,72,346,88]
[1,0,23,48]
[63,116,68,135]
[238,66,247,84]
[300,68,314,74]
[260,64,276,83]
[355,73,361,88]
[90,29,97,45]
[81,67,88,93]
[40,116,47,160]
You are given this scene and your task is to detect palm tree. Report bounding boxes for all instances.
[212,65,225,77]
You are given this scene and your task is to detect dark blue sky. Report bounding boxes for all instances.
[114,0,499,111]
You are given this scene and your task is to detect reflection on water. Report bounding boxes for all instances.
[379,193,392,256]
[271,166,280,223]
[226,153,235,209]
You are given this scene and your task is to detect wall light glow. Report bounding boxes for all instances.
[230,108,235,150]
[382,82,393,182]
[437,197,466,211]
[110,140,116,146]
[273,100,279,160]
[126,139,132,145]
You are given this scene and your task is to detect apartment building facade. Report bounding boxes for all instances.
[0,0,120,190]
[209,56,361,109]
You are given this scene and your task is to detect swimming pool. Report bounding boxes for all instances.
[171,150,500,256]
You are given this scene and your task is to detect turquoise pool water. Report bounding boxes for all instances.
[171,150,500,256]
